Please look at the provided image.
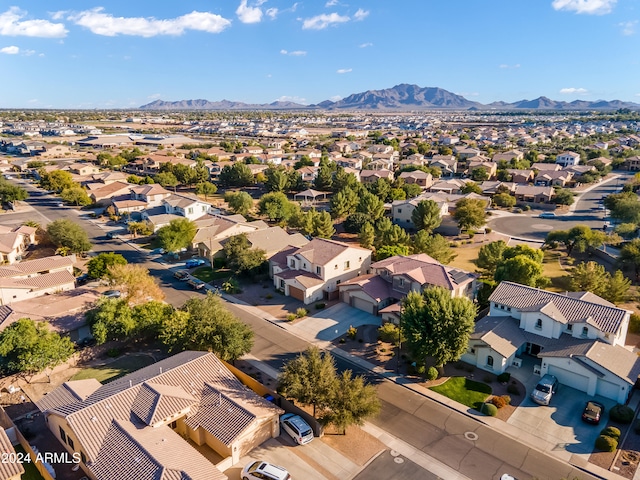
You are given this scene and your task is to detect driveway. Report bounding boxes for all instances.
[290,303,381,341]
[506,382,615,456]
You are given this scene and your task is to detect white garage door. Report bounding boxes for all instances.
[548,365,590,392]
[596,379,620,401]
[353,296,375,315]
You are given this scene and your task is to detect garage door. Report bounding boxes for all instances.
[596,379,620,401]
[353,297,375,315]
[548,365,589,392]
[289,285,305,301]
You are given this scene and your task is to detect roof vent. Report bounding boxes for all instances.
[91,416,97,422]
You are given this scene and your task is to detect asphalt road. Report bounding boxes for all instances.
[487,172,633,241]
[11,178,599,480]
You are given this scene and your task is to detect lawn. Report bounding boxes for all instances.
[542,250,571,292]
[192,267,232,283]
[448,245,481,272]
[14,445,44,480]
[429,376,492,409]
[70,354,156,383]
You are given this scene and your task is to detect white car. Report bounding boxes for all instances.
[280,413,314,445]
[242,461,291,480]
[538,212,556,219]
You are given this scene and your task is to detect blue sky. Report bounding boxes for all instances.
[1,0,639,108]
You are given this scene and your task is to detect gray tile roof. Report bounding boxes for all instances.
[0,428,24,479]
[489,282,629,335]
[0,254,75,278]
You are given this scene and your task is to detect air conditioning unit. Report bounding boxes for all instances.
[533,365,541,376]
[512,357,522,368]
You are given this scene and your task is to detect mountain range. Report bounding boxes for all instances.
[139,84,640,111]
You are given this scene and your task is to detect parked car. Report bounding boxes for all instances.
[75,273,90,285]
[173,270,190,280]
[241,461,291,480]
[185,258,206,268]
[280,413,314,445]
[538,212,556,219]
[102,290,122,299]
[187,278,205,290]
[582,400,605,424]
[530,374,558,405]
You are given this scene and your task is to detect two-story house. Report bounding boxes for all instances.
[0,225,36,264]
[391,193,449,229]
[463,282,640,403]
[555,151,581,167]
[338,254,477,317]
[270,238,372,304]
[163,194,212,221]
[397,170,433,189]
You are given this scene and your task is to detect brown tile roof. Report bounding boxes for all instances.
[36,379,102,412]
[372,254,476,290]
[0,255,75,278]
[89,181,132,200]
[131,382,196,426]
[0,428,24,479]
[339,274,396,302]
[0,270,76,291]
[275,269,324,288]
[130,184,170,196]
[295,238,369,266]
[489,282,630,335]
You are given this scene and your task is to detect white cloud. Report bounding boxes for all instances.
[236,0,265,24]
[1,45,19,54]
[280,49,306,56]
[302,12,350,30]
[276,95,306,104]
[619,20,637,35]
[68,8,231,37]
[266,8,278,19]
[551,0,616,15]
[148,93,162,100]
[499,63,521,69]
[330,95,342,101]
[354,9,369,21]
[337,68,352,74]
[560,87,589,94]
[359,42,373,48]
[0,7,67,38]
[325,0,340,6]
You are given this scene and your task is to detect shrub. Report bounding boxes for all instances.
[507,384,520,395]
[315,303,326,310]
[295,308,308,318]
[468,231,476,239]
[426,367,438,381]
[491,396,507,409]
[347,325,357,340]
[415,364,426,375]
[630,314,640,334]
[378,323,402,344]
[501,395,511,405]
[497,372,511,383]
[610,404,635,424]
[600,426,621,441]
[286,313,296,321]
[485,227,492,234]
[480,403,498,416]
[595,435,618,452]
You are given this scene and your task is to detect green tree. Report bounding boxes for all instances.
[411,200,442,233]
[605,270,631,304]
[278,346,338,416]
[375,244,410,260]
[546,225,610,255]
[333,168,358,191]
[46,219,92,254]
[224,191,254,216]
[131,301,172,340]
[257,192,299,223]
[400,288,476,368]
[218,163,255,187]
[461,182,483,194]
[569,261,610,296]
[313,165,334,191]
[604,192,640,224]
[0,183,28,204]
[264,167,289,192]
[86,252,127,279]
[494,255,546,287]
[320,369,381,434]
[492,193,516,208]
[330,188,358,219]
[553,188,575,206]
[60,186,92,206]
[357,192,385,221]
[128,220,154,238]
[108,264,165,305]
[195,181,217,199]
[453,198,487,233]
[378,224,411,249]
[359,222,375,249]
[173,164,198,186]
[411,232,456,264]
[344,213,371,234]
[402,183,423,199]
[367,178,391,202]
[0,318,75,379]
[86,298,135,344]
[39,170,75,192]
[314,211,335,239]
[475,240,508,276]
[470,167,489,182]
[619,238,640,280]
[154,171,179,191]
[223,234,267,274]
[157,218,197,253]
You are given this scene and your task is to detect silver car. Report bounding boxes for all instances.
[530,374,558,405]
[280,413,314,445]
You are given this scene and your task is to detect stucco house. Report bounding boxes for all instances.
[36,351,283,480]
[463,282,640,403]
[513,185,554,203]
[360,169,394,184]
[391,193,449,230]
[270,238,372,304]
[398,170,433,188]
[338,254,477,317]
[0,225,36,264]
[555,151,581,167]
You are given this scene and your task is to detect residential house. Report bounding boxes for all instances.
[462,282,639,403]
[624,156,640,171]
[492,150,524,163]
[88,181,132,206]
[513,185,554,203]
[69,162,100,176]
[0,255,76,306]
[0,426,23,480]
[506,169,535,183]
[428,156,457,177]
[563,165,596,179]
[130,184,172,208]
[360,169,394,184]
[391,193,449,229]
[455,147,481,160]
[555,151,581,167]
[478,181,516,195]
[399,154,427,168]
[468,161,498,179]
[220,227,308,259]
[270,238,372,304]
[0,225,36,264]
[36,351,283,480]
[339,254,477,317]
[297,166,319,183]
[163,194,213,221]
[534,170,573,187]
[398,170,433,189]
[531,162,561,172]
[428,179,468,195]
[367,158,395,171]
[194,214,268,260]
[587,156,613,168]
[335,157,363,170]
[90,171,129,185]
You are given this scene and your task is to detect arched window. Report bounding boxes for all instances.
[487,355,494,367]
[535,318,543,330]
[582,327,588,337]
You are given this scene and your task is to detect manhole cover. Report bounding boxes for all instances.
[394,457,405,464]
[464,431,479,441]
[390,450,400,457]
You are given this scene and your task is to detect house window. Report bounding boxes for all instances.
[59,427,67,442]
[169,421,177,429]
[535,319,543,330]
[67,437,75,450]
[567,324,573,331]
[316,266,321,275]
[487,356,494,368]
[397,208,402,213]
[337,280,341,285]
[279,279,285,288]
[344,261,350,270]
[399,278,405,287]
[290,260,295,268]
[188,207,194,214]
[582,327,588,337]
[303,263,306,268]
[507,307,511,312]
[80,452,86,464]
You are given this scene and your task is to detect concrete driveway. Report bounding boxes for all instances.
[506,383,616,456]
[289,303,381,341]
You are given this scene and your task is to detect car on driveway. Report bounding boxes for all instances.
[187,278,205,290]
[185,258,206,268]
[173,270,190,280]
[538,212,556,219]
[102,290,121,299]
[280,413,314,445]
[582,400,605,424]
[530,374,558,405]
[242,461,291,480]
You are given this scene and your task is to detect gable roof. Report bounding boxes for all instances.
[372,254,476,290]
[489,281,630,335]
[0,428,24,479]
[294,238,369,265]
[0,255,75,278]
